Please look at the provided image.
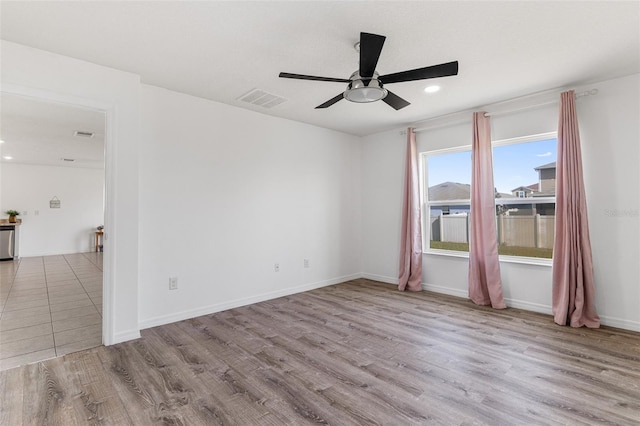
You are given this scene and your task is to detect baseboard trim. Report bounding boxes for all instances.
[598,315,640,332]
[20,249,94,257]
[362,273,398,285]
[420,282,639,332]
[423,283,555,315]
[421,283,467,298]
[138,273,363,330]
[503,298,553,315]
[111,329,141,344]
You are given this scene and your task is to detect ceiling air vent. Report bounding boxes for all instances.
[237,89,287,109]
[74,130,94,138]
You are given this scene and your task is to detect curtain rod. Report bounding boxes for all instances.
[409,88,598,134]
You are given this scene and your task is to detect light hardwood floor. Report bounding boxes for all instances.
[1,279,639,425]
[0,253,103,371]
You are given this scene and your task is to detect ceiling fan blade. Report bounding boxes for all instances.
[382,90,411,110]
[279,72,350,83]
[379,61,459,84]
[315,93,345,109]
[359,32,386,78]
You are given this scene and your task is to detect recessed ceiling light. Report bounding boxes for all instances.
[3,156,13,160]
[0,140,5,144]
[424,85,441,94]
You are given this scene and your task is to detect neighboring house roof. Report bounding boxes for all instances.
[511,185,535,193]
[535,161,556,170]
[495,192,513,198]
[429,182,536,201]
[428,182,470,201]
[507,163,556,198]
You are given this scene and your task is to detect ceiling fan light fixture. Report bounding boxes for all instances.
[344,72,388,103]
[344,85,388,103]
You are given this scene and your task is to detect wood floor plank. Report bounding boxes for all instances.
[65,349,134,425]
[242,301,499,424]
[0,364,24,425]
[142,326,282,425]
[149,322,316,425]
[96,343,163,424]
[1,279,639,425]
[20,358,81,425]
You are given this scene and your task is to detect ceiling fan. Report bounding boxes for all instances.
[279,32,459,110]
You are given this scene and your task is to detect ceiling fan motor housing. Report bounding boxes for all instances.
[344,71,388,103]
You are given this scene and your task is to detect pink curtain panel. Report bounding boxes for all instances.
[552,90,600,328]
[468,112,506,309]
[398,128,423,291]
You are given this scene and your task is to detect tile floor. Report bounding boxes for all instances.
[0,252,103,371]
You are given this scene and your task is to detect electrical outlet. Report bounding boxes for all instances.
[304,259,310,268]
[274,263,280,272]
[169,276,178,290]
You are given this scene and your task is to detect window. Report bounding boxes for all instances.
[422,133,557,260]
[493,135,557,259]
[424,148,471,253]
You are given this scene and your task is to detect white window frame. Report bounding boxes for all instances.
[421,132,557,266]
[421,145,471,257]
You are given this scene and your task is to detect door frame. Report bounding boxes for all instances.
[1,83,115,345]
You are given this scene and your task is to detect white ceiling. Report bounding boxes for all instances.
[0,94,105,169]
[1,1,639,137]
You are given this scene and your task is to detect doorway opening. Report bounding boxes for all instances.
[0,92,108,370]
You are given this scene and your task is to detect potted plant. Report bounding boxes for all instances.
[5,210,20,223]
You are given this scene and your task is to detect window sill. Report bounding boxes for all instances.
[498,255,552,267]
[424,249,469,259]
[423,250,553,267]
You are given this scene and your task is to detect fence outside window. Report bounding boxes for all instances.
[427,198,555,258]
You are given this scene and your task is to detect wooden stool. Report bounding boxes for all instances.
[95,231,104,252]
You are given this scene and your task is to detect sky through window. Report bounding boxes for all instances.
[428,138,557,195]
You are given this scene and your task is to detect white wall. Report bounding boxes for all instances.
[0,163,104,256]
[579,74,639,329]
[361,128,405,283]
[138,85,362,328]
[361,73,640,331]
[1,40,141,344]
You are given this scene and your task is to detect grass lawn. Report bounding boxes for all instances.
[430,241,553,259]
